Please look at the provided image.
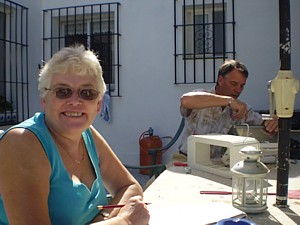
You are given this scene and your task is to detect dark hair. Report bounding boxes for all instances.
[218,59,249,78]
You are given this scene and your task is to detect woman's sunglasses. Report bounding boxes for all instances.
[45,87,100,100]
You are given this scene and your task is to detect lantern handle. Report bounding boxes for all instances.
[237,123,261,149]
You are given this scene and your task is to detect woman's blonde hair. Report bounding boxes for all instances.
[38,45,106,99]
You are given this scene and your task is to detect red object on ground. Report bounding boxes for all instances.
[174,162,188,167]
[139,132,162,175]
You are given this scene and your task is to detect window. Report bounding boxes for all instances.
[0,11,5,95]
[184,4,225,57]
[0,0,29,125]
[174,0,235,84]
[43,3,121,96]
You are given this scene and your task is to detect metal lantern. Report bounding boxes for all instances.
[231,146,270,213]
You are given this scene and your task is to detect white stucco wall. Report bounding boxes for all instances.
[9,0,300,165]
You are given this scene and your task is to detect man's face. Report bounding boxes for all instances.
[216,68,247,99]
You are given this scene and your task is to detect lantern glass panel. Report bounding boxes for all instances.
[245,177,262,205]
[232,176,268,212]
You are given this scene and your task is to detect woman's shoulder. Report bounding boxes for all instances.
[1,127,47,157]
[0,127,51,173]
[1,127,38,145]
[88,125,105,142]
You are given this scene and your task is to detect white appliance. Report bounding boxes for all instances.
[187,134,260,178]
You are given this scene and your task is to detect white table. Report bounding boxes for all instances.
[144,162,300,225]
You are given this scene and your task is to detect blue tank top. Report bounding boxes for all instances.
[0,112,108,225]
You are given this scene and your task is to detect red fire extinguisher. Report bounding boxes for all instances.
[139,127,162,175]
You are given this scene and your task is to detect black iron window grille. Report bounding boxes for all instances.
[42,3,121,97]
[174,0,235,84]
[0,0,29,125]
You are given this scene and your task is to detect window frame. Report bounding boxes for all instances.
[184,4,225,58]
[42,3,121,97]
[0,0,29,126]
[174,0,235,84]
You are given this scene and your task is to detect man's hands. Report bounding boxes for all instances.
[229,98,279,134]
[229,98,249,120]
[263,116,278,133]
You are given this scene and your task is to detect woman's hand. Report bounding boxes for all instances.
[116,196,150,225]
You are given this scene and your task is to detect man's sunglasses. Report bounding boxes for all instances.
[45,87,100,100]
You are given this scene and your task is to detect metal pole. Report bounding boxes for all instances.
[276,0,291,207]
[279,0,291,70]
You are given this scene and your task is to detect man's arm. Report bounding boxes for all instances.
[180,91,231,109]
[180,91,249,120]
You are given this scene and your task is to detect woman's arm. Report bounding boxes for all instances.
[89,126,149,225]
[0,129,52,225]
